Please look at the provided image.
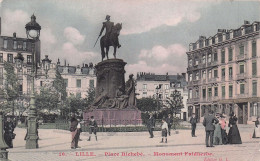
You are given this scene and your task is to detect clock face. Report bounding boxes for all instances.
[29,30,38,38]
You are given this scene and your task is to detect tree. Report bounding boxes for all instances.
[137,97,162,112]
[84,88,95,109]
[1,61,20,114]
[67,94,86,114]
[35,87,60,113]
[164,89,184,116]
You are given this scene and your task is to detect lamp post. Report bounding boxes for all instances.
[25,14,41,149]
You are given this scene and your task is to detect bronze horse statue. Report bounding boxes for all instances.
[100,23,122,61]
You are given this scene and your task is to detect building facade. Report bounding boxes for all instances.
[186,21,260,124]
[136,72,188,120]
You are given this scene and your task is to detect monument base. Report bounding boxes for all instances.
[83,108,142,125]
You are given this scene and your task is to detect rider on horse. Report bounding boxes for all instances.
[99,15,121,48]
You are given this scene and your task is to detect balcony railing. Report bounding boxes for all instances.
[212,96,219,101]
[187,98,200,104]
[193,80,200,85]
[208,77,217,83]
[237,73,246,80]
[236,54,245,61]
[211,61,218,66]
[237,93,248,98]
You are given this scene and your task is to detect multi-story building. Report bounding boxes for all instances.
[136,72,188,120]
[186,21,260,124]
[57,60,96,98]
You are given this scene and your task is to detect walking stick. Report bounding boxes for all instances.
[93,35,100,48]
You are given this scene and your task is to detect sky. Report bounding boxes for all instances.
[0,0,259,76]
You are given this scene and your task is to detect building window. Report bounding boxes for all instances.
[27,55,32,64]
[195,60,199,65]
[76,92,81,98]
[239,64,244,74]
[228,48,233,61]
[7,54,13,63]
[240,83,245,94]
[189,59,192,66]
[202,70,206,79]
[76,79,81,88]
[252,61,257,76]
[189,89,192,99]
[202,88,206,98]
[252,41,256,57]
[229,67,233,78]
[195,89,199,98]
[64,79,68,87]
[13,41,17,49]
[23,42,27,50]
[221,50,225,63]
[222,68,225,79]
[89,79,94,88]
[202,55,206,64]
[0,53,3,63]
[196,72,199,80]
[208,88,212,98]
[143,92,147,97]
[253,81,257,96]
[214,87,218,96]
[208,70,212,79]
[239,45,244,55]
[229,85,233,98]
[40,81,43,87]
[222,86,225,98]
[189,74,192,81]
[27,68,31,74]
[208,54,212,62]
[213,52,218,62]
[142,84,147,89]
[4,40,8,49]
[214,69,218,78]
[165,84,169,90]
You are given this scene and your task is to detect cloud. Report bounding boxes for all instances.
[60,42,97,65]
[64,27,85,45]
[139,44,187,61]
[41,28,57,45]
[53,0,212,35]
[1,9,29,37]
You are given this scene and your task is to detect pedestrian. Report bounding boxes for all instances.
[4,115,16,148]
[77,118,83,141]
[147,113,155,138]
[227,112,242,144]
[190,113,197,137]
[160,118,168,143]
[213,114,222,145]
[70,114,80,149]
[203,110,219,147]
[252,117,260,138]
[87,116,98,141]
[219,114,228,144]
[166,114,173,136]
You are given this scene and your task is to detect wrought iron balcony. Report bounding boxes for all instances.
[237,73,246,80]
[236,54,245,61]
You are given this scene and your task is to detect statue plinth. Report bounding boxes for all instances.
[84,58,141,124]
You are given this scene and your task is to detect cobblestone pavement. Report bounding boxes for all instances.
[7,125,260,161]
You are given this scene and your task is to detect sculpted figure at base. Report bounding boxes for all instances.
[92,88,108,107]
[125,74,137,107]
[112,86,129,109]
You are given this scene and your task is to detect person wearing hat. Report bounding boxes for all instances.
[4,115,16,148]
[147,113,155,138]
[87,116,98,141]
[190,113,197,137]
[252,117,260,138]
[227,112,242,144]
[70,114,80,149]
[166,114,173,136]
[160,118,168,143]
[203,110,219,147]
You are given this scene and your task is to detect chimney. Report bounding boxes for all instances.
[13,32,16,38]
[181,73,186,79]
[244,20,250,25]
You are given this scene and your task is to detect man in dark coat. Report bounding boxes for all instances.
[70,114,80,149]
[190,113,197,137]
[4,116,16,148]
[203,110,219,147]
[166,114,173,136]
[147,113,155,138]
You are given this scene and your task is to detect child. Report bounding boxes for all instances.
[87,116,98,141]
[160,118,168,143]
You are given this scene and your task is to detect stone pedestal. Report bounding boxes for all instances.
[84,109,142,125]
[95,59,126,99]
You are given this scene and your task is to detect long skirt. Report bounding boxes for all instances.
[228,125,242,144]
[71,129,80,148]
[162,129,167,137]
[252,127,260,138]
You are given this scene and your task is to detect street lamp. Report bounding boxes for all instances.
[25,14,41,149]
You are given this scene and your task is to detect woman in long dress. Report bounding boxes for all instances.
[252,117,260,138]
[219,115,228,144]
[228,112,242,144]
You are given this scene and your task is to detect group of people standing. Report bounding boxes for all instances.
[70,114,98,149]
[147,113,178,143]
[190,111,242,147]
[4,116,16,148]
